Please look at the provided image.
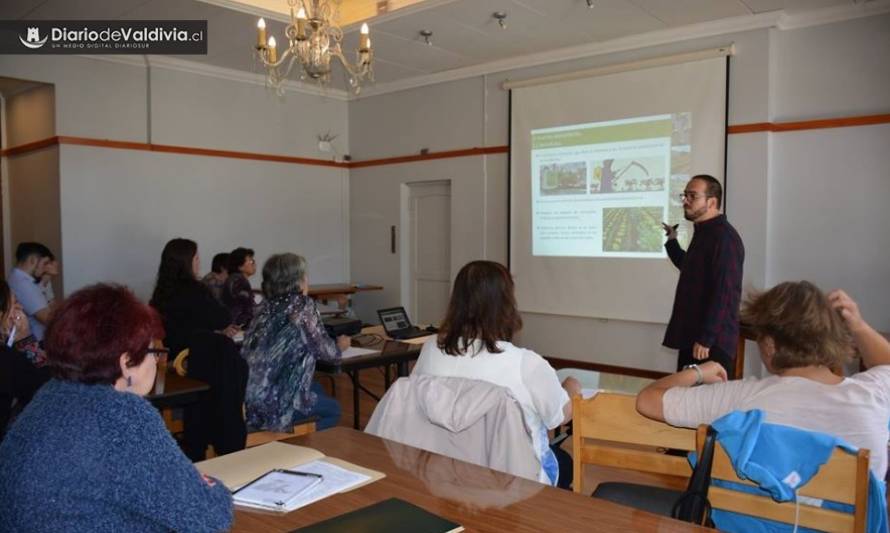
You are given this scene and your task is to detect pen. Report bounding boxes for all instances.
[277,469,324,479]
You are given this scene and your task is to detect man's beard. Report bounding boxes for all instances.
[684,205,707,221]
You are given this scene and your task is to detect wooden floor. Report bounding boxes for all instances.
[316,366,688,495]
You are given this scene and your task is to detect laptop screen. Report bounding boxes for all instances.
[379,307,412,333]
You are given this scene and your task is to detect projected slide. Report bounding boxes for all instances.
[531,113,692,258]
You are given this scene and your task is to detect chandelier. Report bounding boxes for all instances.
[255,0,374,95]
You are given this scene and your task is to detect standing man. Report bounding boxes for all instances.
[661,175,744,377]
[8,242,54,342]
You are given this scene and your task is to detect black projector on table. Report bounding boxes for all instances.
[323,316,363,338]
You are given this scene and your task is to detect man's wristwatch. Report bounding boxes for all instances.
[683,363,704,386]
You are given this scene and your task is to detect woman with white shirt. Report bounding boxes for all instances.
[636,281,890,479]
[413,260,580,489]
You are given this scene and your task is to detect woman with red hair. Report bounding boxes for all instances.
[0,284,232,532]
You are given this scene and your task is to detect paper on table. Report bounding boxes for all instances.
[196,442,325,490]
[233,470,323,510]
[237,459,371,512]
[341,346,377,359]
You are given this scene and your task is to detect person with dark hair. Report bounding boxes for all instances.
[36,249,59,307]
[636,282,890,479]
[222,247,257,327]
[202,252,230,302]
[412,260,580,488]
[0,284,233,531]
[8,242,54,341]
[0,279,50,440]
[242,253,347,431]
[661,174,744,376]
[150,238,234,358]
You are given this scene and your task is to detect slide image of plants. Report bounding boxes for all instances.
[590,157,665,194]
[540,161,587,195]
[603,206,664,252]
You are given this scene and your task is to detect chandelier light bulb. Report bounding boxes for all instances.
[256,18,266,48]
[297,7,307,19]
[360,22,370,51]
[267,35,277,62]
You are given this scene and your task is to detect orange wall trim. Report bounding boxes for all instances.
[3,113,887,163]
[728,113,890,134]
[1,136,508,168]
[349,146,509,168]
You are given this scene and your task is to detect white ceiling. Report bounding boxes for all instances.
[1,0,884,95]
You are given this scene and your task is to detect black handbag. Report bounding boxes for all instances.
[671,426,717,526]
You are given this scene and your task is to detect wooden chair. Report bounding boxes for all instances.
[696,425,870,533]
[572,392,696,495]
[171,348,317,457]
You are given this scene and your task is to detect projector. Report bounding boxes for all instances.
[323,316,363,338]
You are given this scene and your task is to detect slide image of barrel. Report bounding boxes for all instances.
[602,206,664,253]
[540,161,587,195]
[672,112,692,145]
[590,156,666,194]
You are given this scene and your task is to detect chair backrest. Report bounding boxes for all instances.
[572,392,696,494]
[173,348,189,377]
[366,375,541,481]
[697,425,870,533]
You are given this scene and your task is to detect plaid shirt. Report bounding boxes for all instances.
[663,214,744,356]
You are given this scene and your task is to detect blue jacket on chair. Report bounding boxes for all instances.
[692,409,888,533]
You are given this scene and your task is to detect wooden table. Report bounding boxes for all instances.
[317,329,422,430]
[231,428,706,532]
[308,283,383,311]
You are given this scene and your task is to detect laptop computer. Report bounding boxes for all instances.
[377,307,432,340]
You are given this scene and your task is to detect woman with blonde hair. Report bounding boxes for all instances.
[636,281,890,478]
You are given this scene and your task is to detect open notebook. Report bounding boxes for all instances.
[196,442,385,512]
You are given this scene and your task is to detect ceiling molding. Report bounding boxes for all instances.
[80,54,350,101]
[776,0,890,30]
[354,2,890,99]
[194,0,462,32]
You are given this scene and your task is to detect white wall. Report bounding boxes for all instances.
[764,16,890,331]
[3,85,62,295]
[0,55,350,297]
[60,145,348,301]
[348,15,890,374]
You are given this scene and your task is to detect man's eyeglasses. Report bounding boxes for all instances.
[679,192,711,201]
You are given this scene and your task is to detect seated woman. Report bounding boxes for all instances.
[412,260,580,489]
[243,253,348,432]
[0,280,50,440]
[636,281,890,479]
[0,284,233,532]
[150,238,235,358]
[202,252,230,302]
[222,247,257,328]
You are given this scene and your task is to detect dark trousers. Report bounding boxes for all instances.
[552,443,573,490]
[677,345,735,379]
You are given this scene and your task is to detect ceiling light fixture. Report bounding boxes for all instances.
[419,29,433,46]
[254,0,374,95]
[586,0,594,8]
[493,12,507,29]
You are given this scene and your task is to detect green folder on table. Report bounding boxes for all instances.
[292,497,463,533]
